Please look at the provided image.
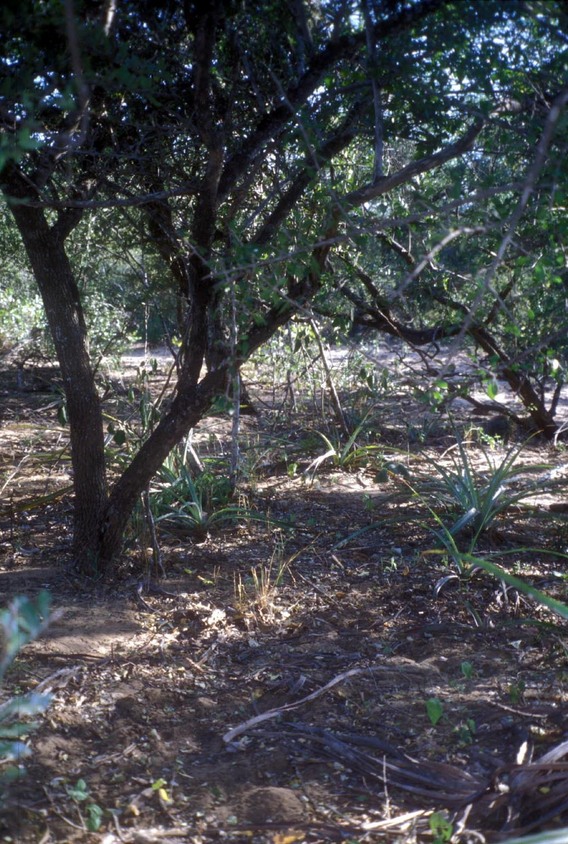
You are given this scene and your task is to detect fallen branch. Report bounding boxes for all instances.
[223,661,438,744]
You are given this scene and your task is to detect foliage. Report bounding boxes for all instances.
[410,434,568,619]
[65,778,104,832]
[416,437,548,551]
[429,811,453,843]
[147,438,280,541]
[1,0,567,573]
[0,232,138,363]
[0,281,45,357]
[458,552,568,622]
[424,519,568,621]
[303,413,384,479]
[152,461,239,539]
[425,697,444,726]
[0,593,52,791]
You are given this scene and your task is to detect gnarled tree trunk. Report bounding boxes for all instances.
[4,176,108,571]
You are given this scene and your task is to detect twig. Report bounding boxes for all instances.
[441,86,568,366]
[141,488,164,579]
[309,317,349,437]
[362,809,429,831]
[229,269,241,488]
[362,0,384,180]
[223,666,367,743]
[221,661,438,744]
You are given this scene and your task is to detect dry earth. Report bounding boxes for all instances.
[0,341,567,844]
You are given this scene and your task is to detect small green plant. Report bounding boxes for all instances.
[0,592,53,792]
[454,717,476,745]
[147,437,294,542]
[146,435,238,537]
[152,465,263,539]
[152,776,173,805]
[429,810,453,843]
[508,679,526,705]
[153,464,222,515]
[417,436,546,552]
[408,436,568,618]
[66,778,104,832]
[460,660,474,680]
[303,423,383,480]
[433,545,568,621]
[426,697,444,726]
[304,410,383,481]
[235,540,300,622]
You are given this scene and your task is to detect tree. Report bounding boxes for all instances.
[1,0,566,576]
[332,79,568,436]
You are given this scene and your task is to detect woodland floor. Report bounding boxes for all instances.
[0,339,567,844]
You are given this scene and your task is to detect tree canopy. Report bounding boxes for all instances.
[1,0,567,576]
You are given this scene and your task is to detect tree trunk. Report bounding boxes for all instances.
[470,326,557,439]
[97,368,229,570]
[5,193,109,573]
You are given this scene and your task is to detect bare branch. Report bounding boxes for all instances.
[362,0,384,179]
[218,0,445,200]
[392,226,488,303]
[341,118,485,208]
[252,102,366,247]
[103,0,117,36]
[441,86,568,363]
[3,183,200,210]
[290,0,314,76]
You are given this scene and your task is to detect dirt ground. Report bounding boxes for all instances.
[0,342,567,844]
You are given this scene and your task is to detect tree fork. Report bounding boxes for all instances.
[95,368,230,572]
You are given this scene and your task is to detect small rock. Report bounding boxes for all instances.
[239,786,306,824]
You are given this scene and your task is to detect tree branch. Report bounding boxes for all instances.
[218,0,446,200]
[362,0,384,180]
[440,85,568,369]
[341,118,485,208]
[252,102,366,247]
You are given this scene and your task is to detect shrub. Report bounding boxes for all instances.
[0,592,53,792]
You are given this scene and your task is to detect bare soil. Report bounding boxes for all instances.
[0,343,566,844]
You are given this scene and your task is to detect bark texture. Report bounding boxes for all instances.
[3,171,109,569]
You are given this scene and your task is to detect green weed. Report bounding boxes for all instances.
[303,411,384,480]
[460,660,475,680]
[66,778,104,832]
[429,810,453,843]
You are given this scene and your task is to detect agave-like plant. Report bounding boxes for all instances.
[412,435,568,607]
[150,448,292,539]
[303,411,385,482]
[416,436,549,552]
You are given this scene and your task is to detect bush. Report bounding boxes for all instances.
[0,592,53,792]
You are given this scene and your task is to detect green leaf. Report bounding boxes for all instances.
[86,803,103,832]
[460,554,568,620]
[460,661,474,679]
[426,697,444,726]
[486,381,498,399]
[57,404,68,426]
[429,811,453,842]
[66,779,90,802]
